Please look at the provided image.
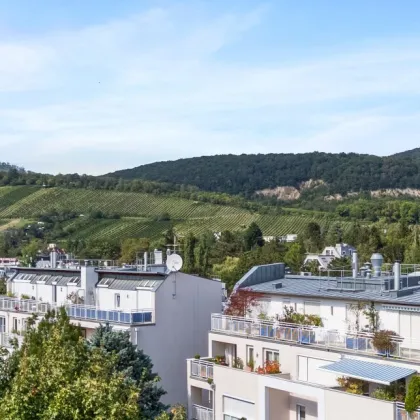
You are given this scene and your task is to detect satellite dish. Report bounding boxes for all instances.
[166,253,183,272]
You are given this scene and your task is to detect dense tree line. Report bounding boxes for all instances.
[108,152,420,196]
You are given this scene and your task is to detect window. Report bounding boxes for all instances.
[115,293,121,308]
[246,346,254,365]
[297,404,306,420]
[264,349,279,362]
[52,286,57,303]
[224,416,241,420]
[0,317,5,333]
[330,306,334,316]
[22,319,27,332]
[12,317,18,332]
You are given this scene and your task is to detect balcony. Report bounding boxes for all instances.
[396,402,420,419]
[0,296,154,325]
[191,404,213,420]
[211,314,420,362]
[190,358,214,381]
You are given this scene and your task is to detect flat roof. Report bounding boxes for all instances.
[246,274,420,306]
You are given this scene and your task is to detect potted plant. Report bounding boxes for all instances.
[194,354,201,360]
[256,360,281,375]
[245,357,254,372]
[233,357,244,370]
[337,376,365,394]
[372,330,399,356]
[214,355,228,366]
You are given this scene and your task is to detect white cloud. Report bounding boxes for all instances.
[0,4,420,174]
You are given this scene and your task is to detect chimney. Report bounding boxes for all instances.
[154,249,163,265]
[352,251,358,278]
[50,251,57,269]
[143,251,148,271]
[394,261,401,291]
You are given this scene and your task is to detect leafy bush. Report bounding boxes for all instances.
[279,306,323,326]
[337,377,366,394]
[405,376,420,413]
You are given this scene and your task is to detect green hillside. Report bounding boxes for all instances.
[0,186,348,241]
[107,151,420,196]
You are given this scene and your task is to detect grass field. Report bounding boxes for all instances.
[0,186,350,240]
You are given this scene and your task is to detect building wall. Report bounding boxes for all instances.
[136,273,222,406]
[208,332,420,388]
[256,293,420,339]
[213,366,259,419]
[323,388,394,420]
[96,288,155,311]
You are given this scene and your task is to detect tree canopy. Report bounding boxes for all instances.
[0,310,167,420]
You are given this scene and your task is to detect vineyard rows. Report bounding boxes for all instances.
[0,186,351,241]
[0,188,250,219]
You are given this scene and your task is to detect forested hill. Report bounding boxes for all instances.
[390,148,420,159]
[108,152,420,196]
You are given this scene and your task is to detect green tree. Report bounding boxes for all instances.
[284,243,305,273]
[303,222,322,253]
[20,239,40,267]
[89,324,167,419]
[120,238,150,263]
[183,233,197,273]
[0,310,140,419]
[405,376,420,413]
[243,222,264,251]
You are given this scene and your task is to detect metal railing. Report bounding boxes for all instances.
[396,402,420,420]
[211,314,420,362]
[0,296,154,325]
[192,404,213,420]
[0,332,23,348]
[190,359,214,380]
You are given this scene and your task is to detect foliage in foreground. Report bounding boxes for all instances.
[0,310,168,420]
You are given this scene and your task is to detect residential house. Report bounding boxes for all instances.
[187,257,420,419]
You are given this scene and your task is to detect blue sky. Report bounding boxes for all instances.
[1,0,420,174]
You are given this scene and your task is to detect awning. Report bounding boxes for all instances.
[318,358,417,385]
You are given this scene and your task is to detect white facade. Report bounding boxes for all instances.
[0,265,223,406]
[186,263,420,419]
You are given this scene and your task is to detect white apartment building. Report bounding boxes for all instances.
[0,252,223,406]
[187,258,420,420]
[304,243,356,270]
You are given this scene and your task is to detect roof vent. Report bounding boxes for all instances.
[274,282,283,289]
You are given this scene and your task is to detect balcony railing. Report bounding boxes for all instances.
[192,404,213,420]
[190,359,214,380]
[0,332,23,348]
[396,402,420,419]
[0,296,154,325]
[211,314,420,362]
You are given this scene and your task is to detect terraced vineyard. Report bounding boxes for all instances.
[0,186,350,241]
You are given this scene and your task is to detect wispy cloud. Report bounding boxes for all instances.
[0,3,419,174]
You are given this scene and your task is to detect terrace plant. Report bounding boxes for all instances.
[20,294,31,300]
[232,357,244,370]
[246,357,254,372]
[405,376,420,413]
[278,306,323,327]
[372,330,399,355]
[224,288,260,317]
[337,376,366,395]
[255,360,280,375]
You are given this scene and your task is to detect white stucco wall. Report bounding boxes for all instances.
[137,273,222,406]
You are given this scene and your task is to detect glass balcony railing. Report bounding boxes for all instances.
[211,314,420,363]
[0,296,154,325]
